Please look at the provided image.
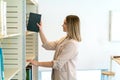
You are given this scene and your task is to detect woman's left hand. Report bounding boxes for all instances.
[26,59,38,66]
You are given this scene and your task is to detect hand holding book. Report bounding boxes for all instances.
[27,59,39,66]
[37,22,42,31]
[27,12,41,32]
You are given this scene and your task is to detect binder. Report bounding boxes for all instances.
[26,66,32,80]
[27,12,41,32]
[0,48,4,80]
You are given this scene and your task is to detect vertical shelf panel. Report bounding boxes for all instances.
[26,0,38,80]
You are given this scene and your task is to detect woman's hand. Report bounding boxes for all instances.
[37,22,42,31]
[26,59,39,66]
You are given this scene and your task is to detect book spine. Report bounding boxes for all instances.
[0,48,4,80]
[0,48,2,80]
[26,66,32,80]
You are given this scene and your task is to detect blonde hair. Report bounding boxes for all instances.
[66,15,81,42]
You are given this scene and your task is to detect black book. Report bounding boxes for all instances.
[27,12,41,32]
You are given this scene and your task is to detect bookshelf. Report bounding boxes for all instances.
[0,0,39,79]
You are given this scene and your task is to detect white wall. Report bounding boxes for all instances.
[38,0,120,76]
[39,70,101,80]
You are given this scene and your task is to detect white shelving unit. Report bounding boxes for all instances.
[0,0,39,79]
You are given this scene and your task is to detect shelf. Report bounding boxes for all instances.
[102,71,115,76]
[0,33,20,39]
[26,53,36,66]
[4,68,20,80]
[26,0,38,5]
[26,31,35,35]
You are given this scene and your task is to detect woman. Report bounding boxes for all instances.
[27,15,81,80]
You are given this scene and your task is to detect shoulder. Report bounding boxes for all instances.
[65,39,79,48]
[57,36,67,43]
[67,39,79,44]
